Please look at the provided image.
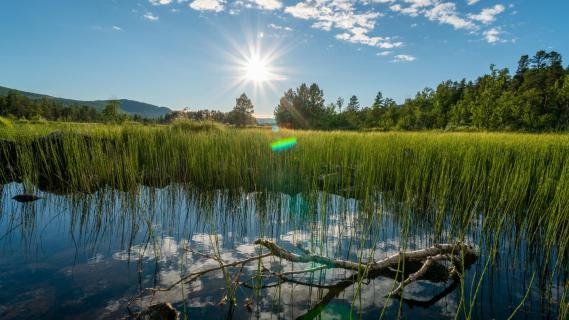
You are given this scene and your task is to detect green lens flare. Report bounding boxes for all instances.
[271,137,297,151]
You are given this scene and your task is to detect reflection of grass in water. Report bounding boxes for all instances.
[1,184,564,318]
[1,124,568,317]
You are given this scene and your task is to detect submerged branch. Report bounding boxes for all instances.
[254,239,477,273]
[130,238,478,318]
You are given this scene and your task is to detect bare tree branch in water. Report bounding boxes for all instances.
[127,239,477,319]
[254,239,477,273]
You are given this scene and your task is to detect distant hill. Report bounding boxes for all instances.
[256,117,276,126]
[0,85,172,118]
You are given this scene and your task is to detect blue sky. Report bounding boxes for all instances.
[0,0,567,116]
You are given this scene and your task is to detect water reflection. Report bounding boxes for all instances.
[0,183,566,319]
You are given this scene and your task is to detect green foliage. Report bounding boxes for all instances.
[29,115,48,124]
[0,116,12,128]
[171,119,224,132]
[102,100,121,123]
[0,91,103,123]
[228,93,256,126]
[0,85,170,118]
[275,50,569,132]
[165,108,229,124]
[274,83,330,129]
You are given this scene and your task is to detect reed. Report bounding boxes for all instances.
[1,123,568,269]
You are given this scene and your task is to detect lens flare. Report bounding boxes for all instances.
[271,137,297,152]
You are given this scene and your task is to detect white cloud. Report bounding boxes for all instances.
[389,1,476,30]
[268,23,293,31]
[284,0,402,49]
[377,51,392,56]
[149,0,173,5]
[335,28,403,48]
[249,0,282,10]
[390,4,420,17]
[284,2,320,20]
[424,2,477,30]
[389,1,507,32]
[112,26,123,31]
[393,54,416,62]
[189,0,225,12]
[390,0,436,16]
[312,21,333,31]
[149,0,188,4]
[143,12,159,21]
[405,0,436,7]
[483,27,506,43]
[468,4,506,24]
[149,0,513,50]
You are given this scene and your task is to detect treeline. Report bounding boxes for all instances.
[0,92,161,124]
[165,93,256,126]
[0,92,104,123]
[275,50,569,131]
[0,89,257,126]
[3,50,568,131]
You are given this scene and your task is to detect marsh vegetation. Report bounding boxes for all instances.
[0,123,568,319]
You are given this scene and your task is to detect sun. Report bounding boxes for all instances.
[221,30,290,96]
[244,56,269,83]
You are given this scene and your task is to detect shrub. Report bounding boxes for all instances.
[0,116,13,128]
[30,115,48,124]
[170,119,224,132]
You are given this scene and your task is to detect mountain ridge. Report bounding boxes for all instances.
[0,85,172,118]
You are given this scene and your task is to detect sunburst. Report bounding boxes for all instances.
[216,28,290,100]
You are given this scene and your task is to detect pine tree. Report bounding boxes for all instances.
[229,93,255,126]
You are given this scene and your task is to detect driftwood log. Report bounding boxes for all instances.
[128,239,478,319]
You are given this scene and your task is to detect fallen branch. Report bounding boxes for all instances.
[254,239,477,273]
[389,255,435,296]
[254,239,477,301]
[129,238,478,317]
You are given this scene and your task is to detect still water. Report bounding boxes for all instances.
[0,183,565,319]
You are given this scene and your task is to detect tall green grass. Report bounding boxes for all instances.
[1,123,568,269]
[0,116,13,128]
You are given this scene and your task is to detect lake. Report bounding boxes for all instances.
[0,182,565,319]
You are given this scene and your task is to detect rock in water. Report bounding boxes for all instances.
[12,194,43,203]
[128,303,179,320]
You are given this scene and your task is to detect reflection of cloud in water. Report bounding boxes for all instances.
[0,183,560,319]
[112,237,188,262]
[87,253,104,264]
[106,195,473,319]
[113,234,464,318]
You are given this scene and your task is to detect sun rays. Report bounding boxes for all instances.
[214,26,291,104]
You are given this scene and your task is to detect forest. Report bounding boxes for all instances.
[275,50,569,131]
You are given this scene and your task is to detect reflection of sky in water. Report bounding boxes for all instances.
[0,183,564,319]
